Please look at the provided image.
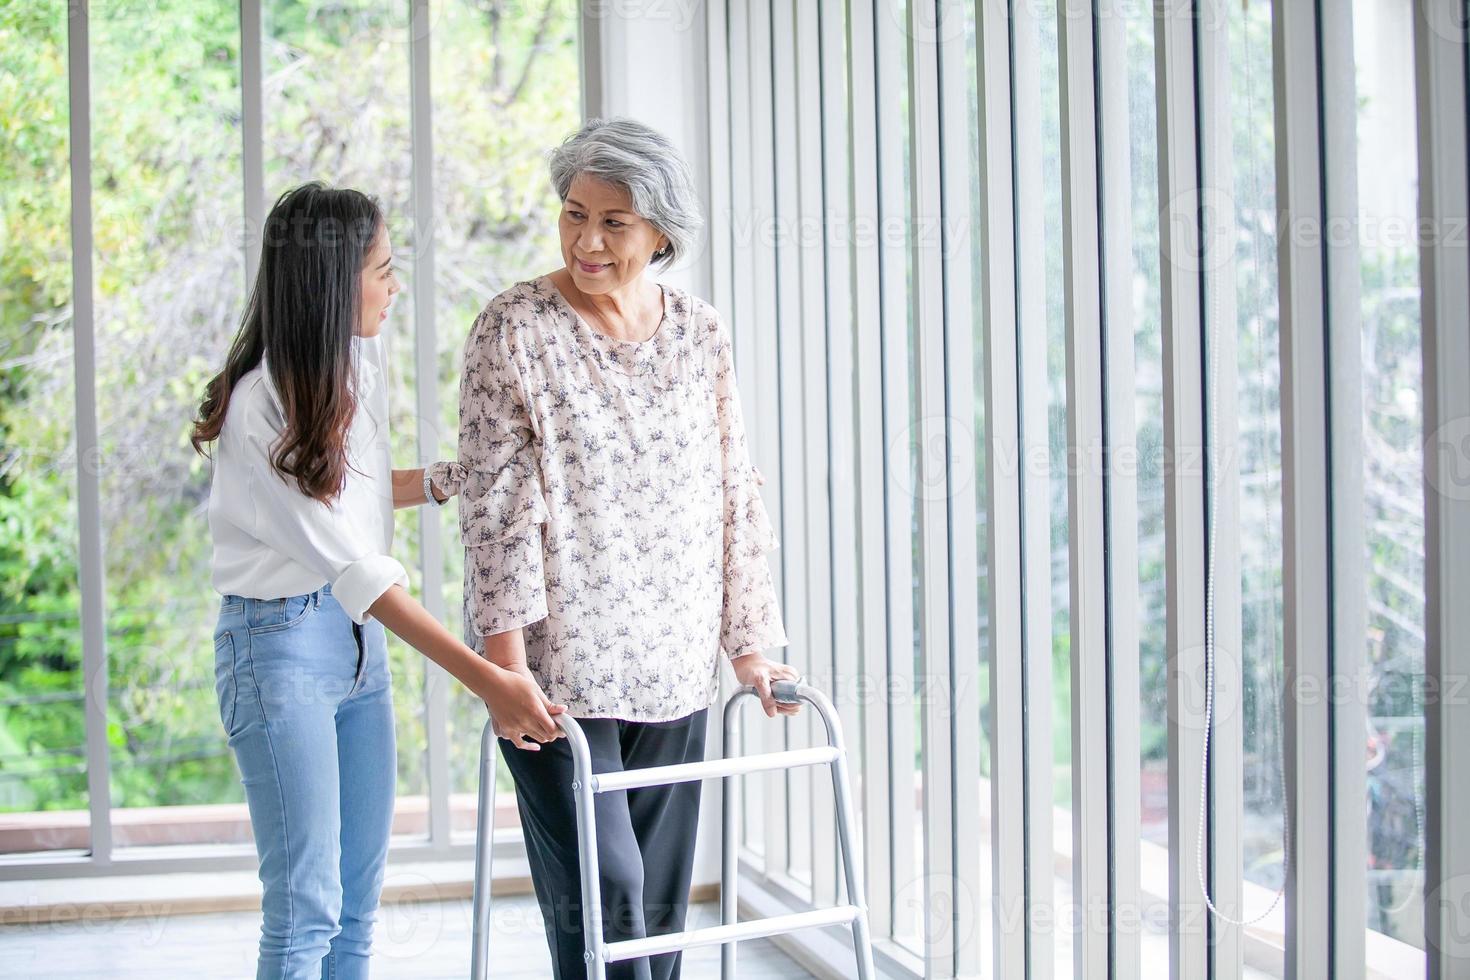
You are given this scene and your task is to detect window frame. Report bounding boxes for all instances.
[710,1,1469,978]
[0,0,592,882]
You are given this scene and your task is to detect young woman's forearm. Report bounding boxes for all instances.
[369,585,564,742]
[366,584,498,691]
[389,467,448,509]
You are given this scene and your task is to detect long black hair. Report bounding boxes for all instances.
[191,182,382,503]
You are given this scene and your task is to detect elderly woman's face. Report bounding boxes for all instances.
[558,174,669,295]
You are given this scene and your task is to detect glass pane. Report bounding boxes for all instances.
[433,0,581,834]
[1227,1,1288,972]
[91,0,246,843]
[0,1,90,854]
[261,0,428,836]
[1353,0,1427,971]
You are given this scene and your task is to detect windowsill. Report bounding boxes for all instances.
[0,793,519,854]
[0,840,534,925]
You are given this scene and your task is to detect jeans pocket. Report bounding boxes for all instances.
[214,631,238,733]
[245,593,315,635]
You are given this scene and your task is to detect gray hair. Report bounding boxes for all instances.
[548,117,703,270]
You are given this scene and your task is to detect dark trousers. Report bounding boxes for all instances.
[500,709,708,980]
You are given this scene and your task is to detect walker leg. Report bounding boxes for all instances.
[811,690,876,980]
[560,717,606,980]
[831,747,876,979]
[781,681,876,979]
[471,719,498,980]
[720,695,743,979]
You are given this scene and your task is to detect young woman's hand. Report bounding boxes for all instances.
[484,663,567,751]
[730,652,802,718]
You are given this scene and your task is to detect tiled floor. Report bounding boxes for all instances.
[0,894,815,979]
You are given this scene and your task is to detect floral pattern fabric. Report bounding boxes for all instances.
[429,275,787,721]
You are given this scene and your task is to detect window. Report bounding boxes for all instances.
[0,0,581,868]
[263,0,432,835]
[429,0,581,838]
[92,0,249,843]
[713,0,1465,977]
[0,2,88,855]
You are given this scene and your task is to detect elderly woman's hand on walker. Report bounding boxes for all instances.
[731,650,802,718]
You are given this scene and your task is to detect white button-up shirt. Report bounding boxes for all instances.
[208,335,408,625]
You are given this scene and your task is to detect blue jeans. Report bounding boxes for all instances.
[214,584,396,980]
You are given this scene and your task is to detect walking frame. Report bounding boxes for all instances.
[469,679,877,979]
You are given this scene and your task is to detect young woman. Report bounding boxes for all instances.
[191,182,565,979]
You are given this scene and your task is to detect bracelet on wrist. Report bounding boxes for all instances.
[423,470,443,507]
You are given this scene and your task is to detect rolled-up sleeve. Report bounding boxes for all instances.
[240,413,408,626]
[711,314,789,658]
[456,304,551,638]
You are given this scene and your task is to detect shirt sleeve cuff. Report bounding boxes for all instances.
[333,554,411,625]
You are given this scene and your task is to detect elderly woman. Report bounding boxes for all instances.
[428,118,799,979]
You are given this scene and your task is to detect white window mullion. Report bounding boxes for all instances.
[906,0,955,973]
[67,0,113,868]
[406,0,450,852]
[817,0,861,921]
[935,0,986,974]
[976,0,1026,973]
[577,3,604,120]
[726,0,764,861]
[1010,3,1056,975]
[771,0,813,897]
[1412,3,1470,975]
[707,0,734,335]
[793,0,839,910]
[746,0,789,881]
[1094,4,1141,974]
[1056,1,1109,974]
[1273,1,1357,975]
[241,0,264,286]
[846,0,895,942]
[1194,4,1245,970]
[725,0,754,436]
[873,0,919,949]
[1155,2,1211,973]
[1318,5,1367,975]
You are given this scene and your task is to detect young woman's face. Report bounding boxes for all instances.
[558,174,669,296]
[357,226,398,338]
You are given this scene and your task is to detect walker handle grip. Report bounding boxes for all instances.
[771,679,804,704]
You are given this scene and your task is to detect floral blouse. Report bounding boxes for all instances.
[429,275,788,721]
